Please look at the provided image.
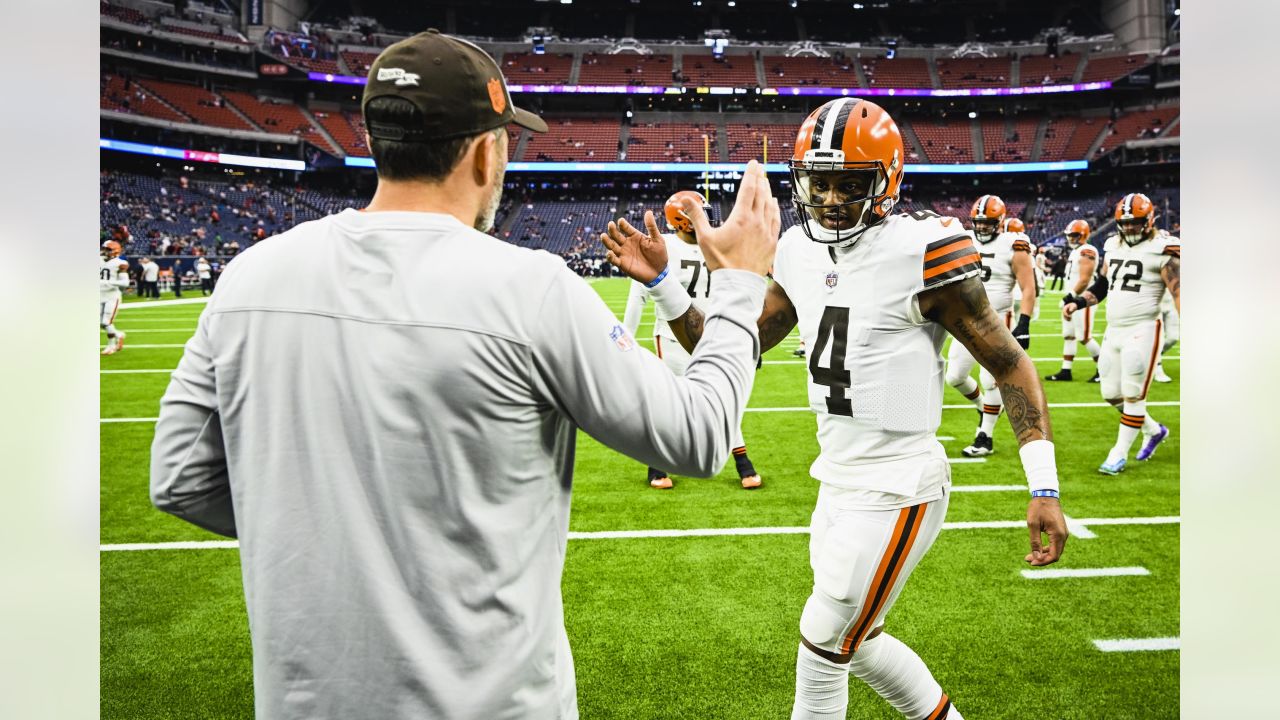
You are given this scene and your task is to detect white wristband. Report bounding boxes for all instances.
[648,264,693,321]
[1019,439,1059,494]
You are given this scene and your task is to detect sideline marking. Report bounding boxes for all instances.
[100,515,1180,551]
[1021,566,1149,579]
[1093,637,1179,653]
[118,298,210,310]
[99,344,186,349]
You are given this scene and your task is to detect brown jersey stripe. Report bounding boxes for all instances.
[925,232,972,254]
[840,504,926,655]
[983,405,1002,414]
[924,253,982,281]
[1012,239,1032,253]
[1163,245,1181,257]
[923,261,982,288]
[924,238,973,263]
[925,245,982,270]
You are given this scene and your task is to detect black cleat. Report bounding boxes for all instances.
[1044,369,1073,382]
[792,347,806,358]
[1088,371,1101,383]
[962,432,994,457]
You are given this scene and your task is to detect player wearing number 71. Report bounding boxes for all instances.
[602,98,1068,720]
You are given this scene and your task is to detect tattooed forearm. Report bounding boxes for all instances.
[1162,257,1180,307]
[999,382,1049,443]
[759,306,798,353]
[669,306,707,354]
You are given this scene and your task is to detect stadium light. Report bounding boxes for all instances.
[790,0,798,6]
[1173,7,1180,14]
[728,0,736,5]
[968,110,977,119]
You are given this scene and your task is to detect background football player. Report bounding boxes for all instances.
[621,189,763,490]
[603,98,1066,720]
[1064,193,1180,474]
[100,240,130,355]
[1046,219,1102,383]
[1153,273,1178,383]
[944,195,1037,458]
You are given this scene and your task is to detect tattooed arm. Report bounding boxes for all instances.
[920,274,1067,566]
[919,275,1051,444]
[669,279,798,355]
[1161,255,1180,314]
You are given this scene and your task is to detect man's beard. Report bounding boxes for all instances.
[474,164,505,232]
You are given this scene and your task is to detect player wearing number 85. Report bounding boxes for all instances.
[603,97,1068,720]
[1063,192,1181,474]
[621,189,764,490]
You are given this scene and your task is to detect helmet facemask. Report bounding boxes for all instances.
[971,215,1002,244]
[1117,217,1152,246]
[790,156,891,248]
[1065,231,1086,248]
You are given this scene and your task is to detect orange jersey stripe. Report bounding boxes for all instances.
[924,239,972,262]
[839,507,914,655]
[926,694,951,720]
[923,253,981,281]
[854,505,926,653]
[1139,319,1163,400]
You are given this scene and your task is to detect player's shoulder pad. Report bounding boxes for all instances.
[1079,245,1099,258]
[1157,232,1181,258]
[1008,233,1032,254]
[1102,234,1121,253]
[922,226,981,290]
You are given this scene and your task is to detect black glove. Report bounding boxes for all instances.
[1060,293,1076,307]
[1013,314,1032,349]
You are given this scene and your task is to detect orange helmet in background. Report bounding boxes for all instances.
[969,195,1007,243]
[664,190,711,236]
[1064,219,1091,245]
[1003,217,1025,234]
[101,240,123,258]
[1115,193,1156,244]
[789,98,905,246]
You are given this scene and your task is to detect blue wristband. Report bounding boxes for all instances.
[1030,489,1060,499]
[644,267,669,289]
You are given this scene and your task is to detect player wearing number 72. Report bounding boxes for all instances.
[602,98,1067,720]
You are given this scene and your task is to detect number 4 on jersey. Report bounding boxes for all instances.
[809,306,853,416]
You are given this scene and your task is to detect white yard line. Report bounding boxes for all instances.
[101,369,174,375]
[1021,566,1149,579]
[99,344,187,349]
[99,514,1180,551]
[99,328,197,333]
[1064,515,1099,539]
[948,458,987,464]
[1093,637,1179,652]
[117,298,210,310]
[762,357,1178,366]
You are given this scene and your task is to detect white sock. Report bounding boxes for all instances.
[1142,413,1161,436]
[849,632,960,720]
[955,377,980,408]
[792,643,850,720]
[1084,338,1101,361]
[1115,400,1146,457]
[978,386,1001,436]
[104,324,117,340]
[1061,338,1076,369]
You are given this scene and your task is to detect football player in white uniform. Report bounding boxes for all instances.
[603,98,1066,720]
[100,240,130,355]
[944,195,1037,457]
[621,190,764,490]
[1152,278,1178,383]
[1008,218,1043,321]
[1064,193,1180,474]
[1045,219,1101,383]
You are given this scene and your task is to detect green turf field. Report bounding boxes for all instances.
[100,278,1179,719]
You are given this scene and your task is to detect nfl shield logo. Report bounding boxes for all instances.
[825,271,839,290]
[609,324,635,352]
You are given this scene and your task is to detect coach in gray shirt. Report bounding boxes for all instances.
[151,29,779,720]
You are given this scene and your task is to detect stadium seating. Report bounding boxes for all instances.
[626,122,718,163]
[679,54,759,87]
[1019,53,1081,85]
[761,55,860,87]
[137,79,256,131]
[159,22,249,45]
[340,49,379,77]
[220,91,333,149]
[1061,116,1108,160]
[1094,106,1180,157]
[101,73,188,123]
[505,199,618,255]
[725,123,799,162]
[1037,117,1083,161]
[911,119,974,162]
[501,52,574,84]
[311,110,366,157]
[860,57,932,87]
[577,53,674,85]
[980,118,1039,163]
[100,1,147,26]
[1080,52,1152,83]
[523,118,620,161]
[935,57,1012,88]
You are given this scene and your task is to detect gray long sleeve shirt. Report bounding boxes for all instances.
[150,208,765,719]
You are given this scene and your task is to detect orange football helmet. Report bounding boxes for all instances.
[969,195,1006,243]
[101,240,122,258]
[1002,217,1025,234]
[1064,219,1090,246]
[1115,193,1155,245]
[790,98,904,246]
[664,190,711,236]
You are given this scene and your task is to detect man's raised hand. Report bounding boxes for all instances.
[600,212,669,284]
[679,159,779,276]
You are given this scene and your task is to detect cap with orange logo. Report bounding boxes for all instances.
[362,29,547,142]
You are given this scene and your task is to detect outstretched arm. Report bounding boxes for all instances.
[667,279,797,355]
[919,275,1067,566]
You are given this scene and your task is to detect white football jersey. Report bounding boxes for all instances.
[974,231,1032,313]
[1101,231,1180,327]
[1065,243,1099,285]
[772,212,980,495]
[649,234,711,339]
[100,256,129,297]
